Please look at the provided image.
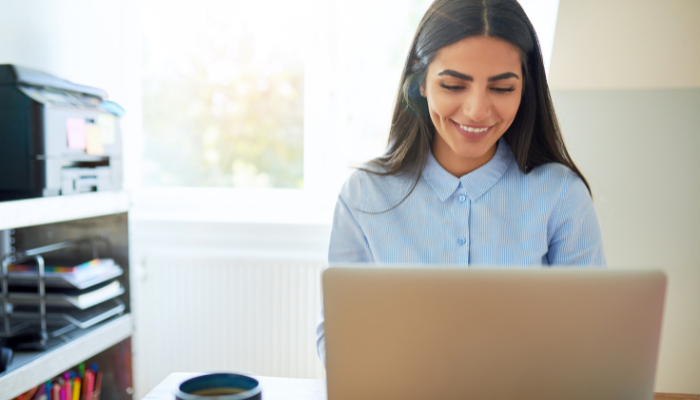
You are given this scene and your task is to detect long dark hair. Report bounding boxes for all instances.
[364,0,591,199]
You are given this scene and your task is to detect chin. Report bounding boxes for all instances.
[452,137,498,158]
[453,146,493,160]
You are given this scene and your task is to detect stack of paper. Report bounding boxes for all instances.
[6,258,123,289]
[2,259,126,334]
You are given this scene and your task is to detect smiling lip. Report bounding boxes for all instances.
[452,120,493,139]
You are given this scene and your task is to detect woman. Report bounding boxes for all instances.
[317,0,606,363]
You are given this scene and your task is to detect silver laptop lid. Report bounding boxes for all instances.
[323,267,666,400]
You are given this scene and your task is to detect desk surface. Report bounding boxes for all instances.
[144,373,699,400]
[143,373,327,400]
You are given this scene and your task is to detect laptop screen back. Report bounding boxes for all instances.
[323,267,666,400]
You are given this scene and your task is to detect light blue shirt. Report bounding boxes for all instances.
[316,138,606,363]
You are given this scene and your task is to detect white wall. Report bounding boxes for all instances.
[549,0,700,90]
[550,0,700,394]
[128,220,330,396]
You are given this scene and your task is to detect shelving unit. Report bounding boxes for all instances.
[0,191,133,399]
[1,315,131,398]
[0,191,130,231]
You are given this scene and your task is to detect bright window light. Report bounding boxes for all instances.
[135,0,560,222]
[141,0,307,188]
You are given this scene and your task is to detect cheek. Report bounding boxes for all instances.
[494,95,522,122]
[427,92,462,121]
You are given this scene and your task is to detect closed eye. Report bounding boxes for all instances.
[440,83,515,93]
[440,83,464,91]
[492,87,515,93]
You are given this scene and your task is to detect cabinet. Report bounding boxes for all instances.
[0,191,133,399]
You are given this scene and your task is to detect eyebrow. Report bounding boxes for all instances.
[437,70,520,82]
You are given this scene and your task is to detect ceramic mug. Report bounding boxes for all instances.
[175,373,261,400]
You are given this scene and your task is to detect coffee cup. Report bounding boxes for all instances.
[175,373,261,400]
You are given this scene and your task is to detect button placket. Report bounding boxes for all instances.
[463,197,470,252]
[456,192,469,248]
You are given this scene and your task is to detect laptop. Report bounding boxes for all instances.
[322,267,666,400]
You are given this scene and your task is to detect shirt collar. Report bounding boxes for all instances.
[422,137,514,202]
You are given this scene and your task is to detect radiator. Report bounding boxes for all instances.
[132,252,327,396]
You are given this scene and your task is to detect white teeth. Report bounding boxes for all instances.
[459,124,488,133]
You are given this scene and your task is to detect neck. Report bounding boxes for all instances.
[431,140,499,177]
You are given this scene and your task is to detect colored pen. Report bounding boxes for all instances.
[27,387,39,400]
[16,386,38,400]
[72,377,81,400]
[93,371,102,400]
[69,371,76,399]
[82,370,94,400]
[79,363,85,378]
[31,384,46,400]
[63,373,71,395]
[64,378,71,400]
[45,381,52,400]
[51,383,60,400]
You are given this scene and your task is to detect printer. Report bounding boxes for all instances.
[0,64,124,201]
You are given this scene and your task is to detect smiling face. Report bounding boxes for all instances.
[422,36,523,177]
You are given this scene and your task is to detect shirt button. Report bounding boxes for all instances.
[458,237,466,246]
[458,195,467,203]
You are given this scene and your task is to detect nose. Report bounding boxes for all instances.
[462,89,491,122]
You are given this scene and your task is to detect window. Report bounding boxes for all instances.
[141,0,306,188]
[136,0,558,222]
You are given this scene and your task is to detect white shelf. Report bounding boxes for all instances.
[0,314,133,399]
[0,191,130,231]
[0,192,132,398]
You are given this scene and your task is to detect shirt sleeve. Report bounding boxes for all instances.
[547,172,607,266]
[317,173,374,367]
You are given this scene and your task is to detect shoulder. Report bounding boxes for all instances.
[524,163,594,229]
[516,162,589,200]
[533,165,605,266]
[338,169,368,209]
[527,162,578,184]
[338,165,415,212]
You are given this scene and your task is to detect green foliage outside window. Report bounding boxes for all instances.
[141,1,304,188]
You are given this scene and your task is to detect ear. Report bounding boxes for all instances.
[419,83,425,97]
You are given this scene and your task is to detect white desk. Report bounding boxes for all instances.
[144,373,700,400]
[143,373,327,400]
